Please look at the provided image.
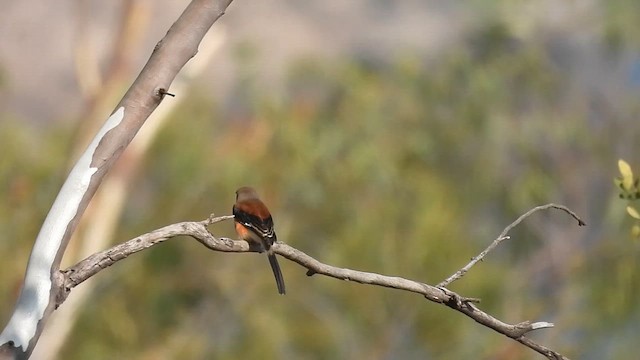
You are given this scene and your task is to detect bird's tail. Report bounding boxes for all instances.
[268,253,286,295]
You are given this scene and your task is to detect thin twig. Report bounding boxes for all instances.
[437,203,585,288]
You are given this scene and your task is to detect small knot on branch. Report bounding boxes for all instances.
[306,269,317,276]
[437,287,481,309]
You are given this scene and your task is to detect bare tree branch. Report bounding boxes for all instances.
[438,203,586,288]
[57,206,579,360]
[61,215,236,294]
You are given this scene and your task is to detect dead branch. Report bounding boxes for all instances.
[438,203,585,288]
[58,205,582,360]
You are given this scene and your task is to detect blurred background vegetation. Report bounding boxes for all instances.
[1,1,640,359]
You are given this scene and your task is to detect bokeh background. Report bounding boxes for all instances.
[1,1,640,359]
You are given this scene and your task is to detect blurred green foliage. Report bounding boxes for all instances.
[2,13,640,360]
[615,159,640,238]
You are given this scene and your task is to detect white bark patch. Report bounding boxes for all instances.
[0,107,125,350]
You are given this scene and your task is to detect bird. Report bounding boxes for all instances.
[233,186,286,295]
